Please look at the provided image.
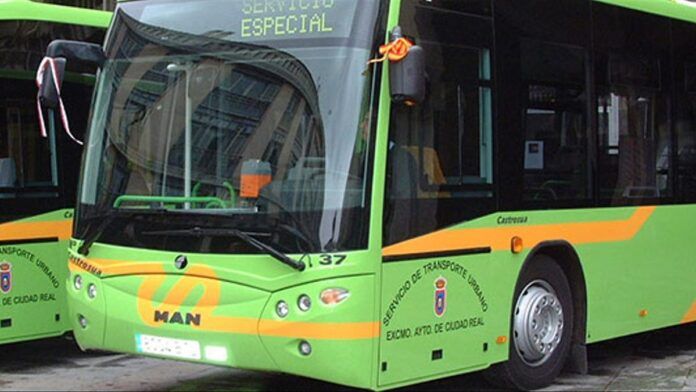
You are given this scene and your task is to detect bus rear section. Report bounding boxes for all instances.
[0,1,109,345]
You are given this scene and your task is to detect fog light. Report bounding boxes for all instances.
[320,288,350,305]
[78,314,88,329]
[297,294,311,312]
[73,275,83,290]
[276,301,289,318]
[204,345,228,362]
[87,284,97,299]
[298,340,312,356]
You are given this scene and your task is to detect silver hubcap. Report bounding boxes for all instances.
[513,279,564,366]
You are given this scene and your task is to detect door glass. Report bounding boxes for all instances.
[384,1,494,245]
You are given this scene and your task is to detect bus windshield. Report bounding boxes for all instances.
[76,0,382,254]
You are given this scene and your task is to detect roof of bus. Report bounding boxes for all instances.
[597,0,696,23]
[112,0,696,25]
[28,0,691,29]
[0,0,111,28]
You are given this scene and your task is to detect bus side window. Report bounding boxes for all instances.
[384,1,494,246]
[593,4,672,206]
[520,40,590,203]
[0,19,104,209]
[0,99,58,195]
[673,20,696,203]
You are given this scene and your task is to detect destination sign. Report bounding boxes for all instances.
[133,0,359,43]
[240,0,338,39]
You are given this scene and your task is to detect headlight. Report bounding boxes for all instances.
[73,275,83,290]
[87,284,97,299]
[276,301,289,318]
[297,294,311,312]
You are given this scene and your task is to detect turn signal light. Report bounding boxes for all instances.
[511,236,524,254]
[320,288,350,305]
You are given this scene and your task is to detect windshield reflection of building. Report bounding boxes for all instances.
[111,14,324,203]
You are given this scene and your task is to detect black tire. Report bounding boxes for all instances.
[484,255,574,390]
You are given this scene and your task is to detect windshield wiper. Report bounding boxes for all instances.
[77,209,169,256]
[77,211,128,256]
[142,227,306,272]
[185,184,315,252]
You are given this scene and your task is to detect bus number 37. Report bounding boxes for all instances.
[305,254,347,268]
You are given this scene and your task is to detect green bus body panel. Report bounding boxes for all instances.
[0,0,112,27]
[377,205,696,386]
[580,205,696,342]
[0,210,74,345]
[596,0,696,23]
[379,254,506,387]
[68,204,696,389]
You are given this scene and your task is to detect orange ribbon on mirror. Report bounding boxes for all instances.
[368,37,414,64]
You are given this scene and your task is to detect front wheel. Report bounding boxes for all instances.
[485,255,574,390]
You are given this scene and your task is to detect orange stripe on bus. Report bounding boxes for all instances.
[383,206,655,257]
[258,319,380,340]
[69,257,167,277]
[131,265,377,340]
[683,301,696,324]
[0,219,72,242]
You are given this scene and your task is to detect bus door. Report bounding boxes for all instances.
[378,1,498,386]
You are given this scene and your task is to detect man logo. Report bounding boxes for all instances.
[0,262,12,294]
[174,255,188,270]
[154,310,201,326]
[434,277,447,317]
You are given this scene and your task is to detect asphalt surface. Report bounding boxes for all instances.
[0,323,694,391]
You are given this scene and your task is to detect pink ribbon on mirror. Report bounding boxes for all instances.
[35,56,83,145]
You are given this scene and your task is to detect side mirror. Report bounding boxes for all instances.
[38,57,66,110]
[389,32,426,106]
[36,40,104,144]
[45,40,105,67]
[38,40,105,107]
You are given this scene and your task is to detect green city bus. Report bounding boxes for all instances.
[0,0,110,345]
[51,0,696,389]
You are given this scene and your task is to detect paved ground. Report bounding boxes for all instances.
[1,323,694,391]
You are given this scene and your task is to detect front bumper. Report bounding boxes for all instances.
[67,268,378,388]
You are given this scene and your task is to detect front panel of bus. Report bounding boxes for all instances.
[69,0,386,388]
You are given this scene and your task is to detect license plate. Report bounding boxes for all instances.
[135,334,201,360]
